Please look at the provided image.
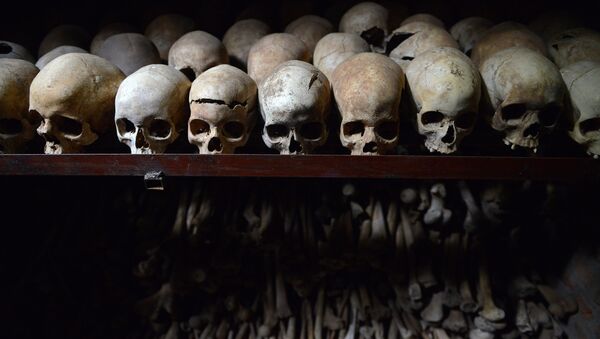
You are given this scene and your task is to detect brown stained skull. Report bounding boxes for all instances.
[98,33,161,76]
[0,41,35,63]
[480,47,565,151]
[247,33,309,86]
[285,15,334,58]
[0,59,39,153]
[259,60,331,154]
[406,47,481,154]
[115,65,191,154]
[548,28,600,68]
[332,53,404,155]
[168,31,229,81]
[223,19,270,70]
[339,2,388,49]
[36,46,88,70]
[144,14,196,61]
[29,53,125,154]
[313,32,370,81]
[449,17,493,56]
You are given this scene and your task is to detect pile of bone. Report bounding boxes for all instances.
[1,3,599,157]
[131,181,578,339]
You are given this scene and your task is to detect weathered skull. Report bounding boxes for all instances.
[188,65,257,154]
[222,19,270,70]
[387,21,459,72]
[115,64,190,154]
[90,22,137,55]
[339,2,388,49]
[30,53,125,154]
[480,47,565,151]
[285,15,334,57]
[36,46,88,69]
[470,22,547,67]
[332,53,404,155]
[561,61,600,158]
[168,31,229,81]
[247,33,309,85]
[449,17,493,56]
[0,41,35,63]
[98,33,161,76]
[400,13,445,28]
[406,47,481,154]
[0,59,39,153]
[38,24,91,57]
[144,14,196,61]
[259,60,331,154]
[548,28,600,68]
[313,32,370,80]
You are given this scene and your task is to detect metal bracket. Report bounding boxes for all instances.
[144,171,165,191]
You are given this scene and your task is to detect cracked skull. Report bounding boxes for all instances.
[332,53,404,155]
[339,2,388,49]
[0,59,39,153]
[30,53,124,154]
[406,47,480,154]
[188,64,257,154]
[115,64,191,154]
[480,47,565,151]
[168,31,229,81]
[259,60,331,154]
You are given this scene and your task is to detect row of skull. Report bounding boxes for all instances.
[0,2,599,156]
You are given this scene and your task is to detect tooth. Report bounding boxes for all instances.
[503,139,510,146]
[511,143,516,150]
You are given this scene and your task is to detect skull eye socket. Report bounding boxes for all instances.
[343,121,365,137]
[266,124,289,139]
[190,119,210,135]
[579,118,600,135]
[149,119,171,139]
[54,115,82,136]
[421,111,444,125]
[375,121,398,140]
[455,111,476,129]
[501,103,527,121]
[0,118,23,135]
[116,118,135,136]
[223,121,245,139]
[539,104,560,127]
[299,122,323,140]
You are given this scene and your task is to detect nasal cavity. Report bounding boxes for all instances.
[363,141,378,154]
[42,132,60,143]
[441,125,456,144]
[135,131,149,148]
[289,137,302,153]
[524,123,540,138]
[208,137,223,152]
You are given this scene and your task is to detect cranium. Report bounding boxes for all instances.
[90,22,137,55]
[247,33,309,85]
[480,47,565,151]
[38,24,91,57]
[36,46,88,69]
[449,17,493,56]
[339,2,388,49]
[406,47,481,154]
[144,14,196,61]
[30,53,125,154]
[168,31,229,81]
[222,19,270,70]
[332,53,404,155]
[400,13,445,28]
[0,59,39,153]
[313,32,370,80]
[188,64,257,154]
[561,61,600,158]
[115,64,190,154]
[548,28,600,68]
[0,41,34,63]
[285,15,334,58]
[259,60,331,154]
[97,33,161,76]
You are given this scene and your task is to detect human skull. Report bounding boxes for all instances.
[548,28,600,68]
[332,53,404,155]
[449,17,493,56]
[188,65,257,154]
[0,59,39,153]
[259,60,331,154]
[222,19,270,70]
[339,2,388,49]
[168,31,229,81]
[30,53,125,154]
[38,24,91,57]
[480,47,565,151]
[406,47,481,154]
[0,41,35,63]
[285,15,334,58]
[115,64,190,154]
[387,21,459,72]
[90,22,137,55]
[470,22,547,67]
[36,46,88,69]
[247,33,309,85]
[400,13,445,28]
[97,33,161,76]
[313,32,370,80]
[560,61,600,158]
[144,14,196,61]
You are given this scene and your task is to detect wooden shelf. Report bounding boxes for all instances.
[0,154,598,180]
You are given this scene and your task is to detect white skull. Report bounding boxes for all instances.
[449,17,493,56]
[561,61,600,158]
[38,24,91,57]
[97,33,161,76]
[400,13,445,28]
[285,15,334,58]
[168,31,229,81]
[222,19,270,70]
[0,41,35,63]
[188,65,257,154]
[332,53,404,155]
[30,53,125,154]
[0,59,39,153]
[247,33,309,85]
[313,32,370,81]
[406,47,481,154]
[548,28,600,68]
[144,14,196,61]
[36,46,88,69]
[480,47,565,151]
[115,64,190,154]
[339,2,388,49]
[90,22,137,55]
[259,60,331,154]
